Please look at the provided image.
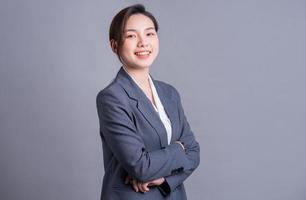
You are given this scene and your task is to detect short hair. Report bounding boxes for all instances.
[109,4,159,63]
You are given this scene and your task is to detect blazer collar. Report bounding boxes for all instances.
[115,67,175,147]
[115,67,141,101]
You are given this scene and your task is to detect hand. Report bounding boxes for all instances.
[125,175,141,192]
[147,177,165,186]
[125,175,165,193]
[175,140,185,150]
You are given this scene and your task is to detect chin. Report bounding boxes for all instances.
[123,57,155,70]
[132,61,154,69]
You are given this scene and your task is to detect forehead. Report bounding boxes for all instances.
[124,14,155,31]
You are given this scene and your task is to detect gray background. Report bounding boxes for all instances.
[1,0,305,199]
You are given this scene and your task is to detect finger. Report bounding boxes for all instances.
[140,182,149,193]
[143,182,150,192]
[137,182,145,193]
[148,177,164,186]
[132,179,139,192]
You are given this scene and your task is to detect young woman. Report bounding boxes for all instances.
[96,4,200,200]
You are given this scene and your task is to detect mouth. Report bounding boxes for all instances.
[134,50,151,56]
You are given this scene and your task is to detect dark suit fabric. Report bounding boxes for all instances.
[96,67,200,200]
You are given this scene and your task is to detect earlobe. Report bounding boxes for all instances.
[110,39,118,53]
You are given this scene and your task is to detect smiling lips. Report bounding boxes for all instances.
[134,50,151,58]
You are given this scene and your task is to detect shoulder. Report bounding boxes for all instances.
[154,80,181,100]
[96,80,129,107]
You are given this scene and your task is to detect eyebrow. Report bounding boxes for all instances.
[124,27,155,32]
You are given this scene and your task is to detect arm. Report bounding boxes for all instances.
[97,91,189,182]
[158,88,200,195]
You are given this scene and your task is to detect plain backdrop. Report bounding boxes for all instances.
[1,0,306,199]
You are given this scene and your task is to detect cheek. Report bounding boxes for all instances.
[156,42,159,51]
[153,41,159,54]
[120,47,134,60]
[122,45,132,53]
[122,40,135,51]
[153,39,159,50]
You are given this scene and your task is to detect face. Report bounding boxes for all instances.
[118,14,159,70]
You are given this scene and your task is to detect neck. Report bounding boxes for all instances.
[123,66,150,86]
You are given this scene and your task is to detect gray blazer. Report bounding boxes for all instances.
[96,67,200,200]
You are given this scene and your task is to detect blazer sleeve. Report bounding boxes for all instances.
[97,90,190,182]
[158,88,200,196]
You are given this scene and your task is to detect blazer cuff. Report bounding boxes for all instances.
[157,180,171,196]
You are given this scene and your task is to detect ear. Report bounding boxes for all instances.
[110,39,118,53]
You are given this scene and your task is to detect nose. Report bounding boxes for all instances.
[137,35,148,47]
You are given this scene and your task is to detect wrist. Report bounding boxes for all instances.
[160,177,165,185]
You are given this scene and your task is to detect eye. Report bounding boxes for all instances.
[147,32,156,36]
[126,34,136,38]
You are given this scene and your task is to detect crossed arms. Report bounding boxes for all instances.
[97,88,200,196]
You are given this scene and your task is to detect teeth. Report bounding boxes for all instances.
[135,51,150,55]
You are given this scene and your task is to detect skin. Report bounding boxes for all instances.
[110,14,159,107]
[124,175,165,193]
[110,13,185,193]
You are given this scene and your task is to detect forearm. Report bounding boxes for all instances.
[157,146,200,196]
[121,142,190,182]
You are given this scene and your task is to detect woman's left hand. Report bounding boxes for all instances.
[125,175,165,193]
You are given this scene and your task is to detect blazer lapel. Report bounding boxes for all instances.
[115,67,168,148]
[137,99,168,147]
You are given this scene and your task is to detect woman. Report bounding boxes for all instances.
[96,4,200,200]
